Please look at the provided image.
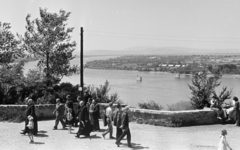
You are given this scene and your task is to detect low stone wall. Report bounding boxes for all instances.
[128,108,221,127]
[0,104,223,127]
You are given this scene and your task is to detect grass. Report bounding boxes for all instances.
[138,100,164,110]
[166,101,195,111]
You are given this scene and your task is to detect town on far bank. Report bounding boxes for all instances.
[85,55,240,75]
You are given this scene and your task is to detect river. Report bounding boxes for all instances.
[23,56,240,107]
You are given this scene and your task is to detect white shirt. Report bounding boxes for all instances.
[106,106,113,120]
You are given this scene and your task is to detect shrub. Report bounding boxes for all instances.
[138,100,163,110]
[166,101,195,111]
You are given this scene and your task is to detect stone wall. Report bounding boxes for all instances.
[0,104,222,127]
[128,108,221,127]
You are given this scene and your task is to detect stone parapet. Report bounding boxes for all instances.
[0,104,222,127]
[128,108,220,127]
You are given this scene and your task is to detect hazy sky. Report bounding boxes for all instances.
[1,0,240,54]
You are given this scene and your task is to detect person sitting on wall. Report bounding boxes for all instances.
[210,98,227,121]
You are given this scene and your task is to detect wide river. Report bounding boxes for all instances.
[24,56,240,108]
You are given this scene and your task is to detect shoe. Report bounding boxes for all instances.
[115,142,120,147]
[110,136,115,139]
[217,117,222,120]
[30,140,34,144]
[128,144,133,148]
[75,135,80,138]
[53,127,57,130]
[102,134,105,139]
[234,124,237,126]
[20,132,26,135]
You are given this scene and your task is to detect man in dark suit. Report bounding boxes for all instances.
[75,101,91,138]
[92,100,100,131]
[53,98,66,130]
[115,106,132,148]
[113,103,123,143]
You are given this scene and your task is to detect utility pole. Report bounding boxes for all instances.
[80,27,84,100]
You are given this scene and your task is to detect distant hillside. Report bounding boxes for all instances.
[84,47,240,56]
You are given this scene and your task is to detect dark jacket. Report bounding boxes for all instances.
[93,104,100,119]
[113,109,122,128]
[78,106,89,122]
[54,103,65,116]
[25,104,38,135]
[121,112,129,130]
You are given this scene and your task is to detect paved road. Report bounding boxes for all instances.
[0,120,240,150]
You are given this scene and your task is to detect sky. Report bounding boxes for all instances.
[1,0,240,55]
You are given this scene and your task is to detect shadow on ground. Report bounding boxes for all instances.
[120,143,149,149]
[36,130,49,137]
[33,142,45,145]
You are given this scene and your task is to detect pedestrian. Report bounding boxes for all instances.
[75,101,92,138]
[102,102,114,139]
[27,115,34,144]
[92,99,100,131]
[233,96,240,126]
[115,106,132,148]
[89,99,94,131]
[65,95,76,127]
[113,103,123,143]
[217,129,232,150]
[66,108,73,133]
[20,98,38,135]
[53,98,66,130]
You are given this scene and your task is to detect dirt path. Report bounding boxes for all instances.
[0,120,240,150]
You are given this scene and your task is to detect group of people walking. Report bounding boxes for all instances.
[102,102,132,147]
[20,94,132,147]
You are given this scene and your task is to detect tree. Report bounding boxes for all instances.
[212,86,232,108]
[0,22,24,104]
[188,70,222,109]
[19,8,78,87]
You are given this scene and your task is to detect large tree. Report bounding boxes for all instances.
[0,22,24,104]
[20,8,78,87]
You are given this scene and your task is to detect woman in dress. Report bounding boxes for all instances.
[20,98,38,135]
[217,129,232,150]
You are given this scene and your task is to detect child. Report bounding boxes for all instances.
[218,129,232,150]
[27,115,34,143]
[66,108,73,134]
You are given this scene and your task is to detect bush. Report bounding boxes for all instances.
[138,100,163,110]
[166,101,195,111]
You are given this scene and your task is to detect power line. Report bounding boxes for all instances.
[85,30,240,40]
[85,33,240,44]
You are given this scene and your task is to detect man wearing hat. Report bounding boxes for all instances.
[102,102,114,139]
[53,98,66,130]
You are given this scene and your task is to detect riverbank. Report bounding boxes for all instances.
[1,120,240,150]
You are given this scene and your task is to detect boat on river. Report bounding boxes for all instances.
[136,75,142,82]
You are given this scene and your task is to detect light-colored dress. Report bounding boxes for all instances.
[217,135,231,150]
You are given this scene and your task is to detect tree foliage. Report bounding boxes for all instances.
[188,70,222,109]
[19,8,78,86]
[85,80,121,103]
[0,22,25,104]
[212,86,232,108]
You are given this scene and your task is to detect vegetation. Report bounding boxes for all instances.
[19,8,79,87]
[188,70,232,109]
[85,80,122,104]
[138,100,163,110]
[166,101,194,111]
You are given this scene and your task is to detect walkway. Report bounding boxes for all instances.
[1,120,240,150]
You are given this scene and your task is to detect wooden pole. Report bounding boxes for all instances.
[80,27,84,100]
